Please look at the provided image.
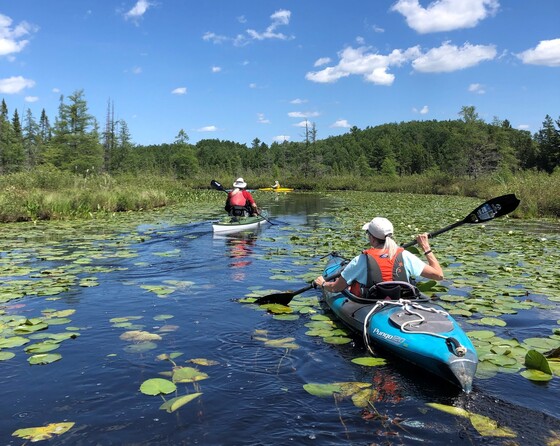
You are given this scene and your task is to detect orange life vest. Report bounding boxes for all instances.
[349,247,407,297]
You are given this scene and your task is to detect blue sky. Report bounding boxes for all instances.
[1,1,559,146]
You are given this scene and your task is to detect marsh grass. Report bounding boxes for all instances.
[0,168,557,222]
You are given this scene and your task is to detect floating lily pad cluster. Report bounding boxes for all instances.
[138,352,219,413]
[0,307,80,364]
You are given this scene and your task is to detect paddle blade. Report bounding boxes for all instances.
[254,291,298,306]
[464,194,520,223]
[211,180,226,192]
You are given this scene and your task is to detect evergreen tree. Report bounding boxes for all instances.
[23,108,41,168]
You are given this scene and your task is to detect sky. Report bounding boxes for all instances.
[1,1,559,147]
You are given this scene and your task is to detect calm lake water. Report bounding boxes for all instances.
[1,192,559,445]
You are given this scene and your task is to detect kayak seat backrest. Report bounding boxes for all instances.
[365,281,420,301]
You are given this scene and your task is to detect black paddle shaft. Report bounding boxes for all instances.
[255,271,341,305]
[402,194,520,248]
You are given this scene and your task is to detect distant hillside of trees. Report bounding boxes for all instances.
[1,89,559,179]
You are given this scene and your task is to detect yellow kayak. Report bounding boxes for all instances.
[258,187,294,192]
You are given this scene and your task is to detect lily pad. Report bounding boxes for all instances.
[12,422,75,441]
[28,353,62,365]
[159,393,202,413]
[140,378,176,396]
[351,356,387,366]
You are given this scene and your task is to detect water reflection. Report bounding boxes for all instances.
[213,230,259,281]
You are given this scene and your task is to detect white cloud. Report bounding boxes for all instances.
[249,83,258,89]
[412,42,496,73]
[0,76,35,94]
[205,9,294,45]
[331,119,351,128]
[24,96,39,103]
[288,111,320,118]
[517,38,560,67]
[413,105,429,114]
[294,120,310,127]
[257,113,270,124]
[273,135,290,142]
[314,57,331,67]
[197,125,218,132]
[211,66,222,73]
[0,13,38,57]
[52,87,61,93]
[306,45,421,85]
[391,0,499,34]
[517,124,530,130]
[372,25,385,33]
[290,98,308,104]
[468,83,486,94]
[202,32,228,44]
[171,87,187,95]
[132,66,142,74]
[246,9,293,41]
[124,0,152,22]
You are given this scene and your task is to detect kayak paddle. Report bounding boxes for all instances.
[255,193,520,306]
[254,271,342,305]
[401,193,520,248]
[211,179,276,225]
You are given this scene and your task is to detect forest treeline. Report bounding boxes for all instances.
[0,89,559,220]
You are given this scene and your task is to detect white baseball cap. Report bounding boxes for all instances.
[362,217,394,240]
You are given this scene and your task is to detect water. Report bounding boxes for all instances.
[1,192,559,445]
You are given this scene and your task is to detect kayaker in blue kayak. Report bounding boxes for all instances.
[314,217,443,296]
[225,177,258,217]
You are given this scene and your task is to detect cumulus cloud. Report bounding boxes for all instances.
[197,125,218,132]
[171,87,187,95]
[412,105,429,114]
[273,135,290,142]
[314,57,331,67]
[412,42,496,72]
[24,96,39,103]
[468,83,486,94]
[294,120,310,128]
[247,9,292,41]
[211,66,222,73]
[331,119,351,128]
[0,76,35,94]
[288,111,320,118]
[202,32,228,44]
[204,9,293,45]
[517,124,530,130]
[257,113,270,124]
[306,45,421,85]
[124,0,152,22]
[516,38,560,67]
[0,13,38,57]
[391,0,499,34]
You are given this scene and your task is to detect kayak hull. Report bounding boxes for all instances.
[322,256,478,392]
[258,187,294,192]
[212,215,268,234]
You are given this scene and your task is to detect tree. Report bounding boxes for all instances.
[23,108,41,168]
[534,115,560,173]
[46,90,104,174]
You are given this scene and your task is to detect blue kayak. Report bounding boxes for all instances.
[321,255,478,393]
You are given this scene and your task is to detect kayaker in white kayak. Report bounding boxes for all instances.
[314,217,443,296]
[225,177,258,217]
